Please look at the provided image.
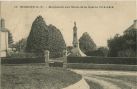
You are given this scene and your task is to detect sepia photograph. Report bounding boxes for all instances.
[0,0,137,89]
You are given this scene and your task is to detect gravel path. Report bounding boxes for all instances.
[85,76,121,89]
[95,76,136,89]
[71,69,137,76]
[71,69,137,89]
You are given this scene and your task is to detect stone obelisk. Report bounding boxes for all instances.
[68,22,86,57]
[73,22,79,48]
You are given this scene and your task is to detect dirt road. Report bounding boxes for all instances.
[71,69,137,89]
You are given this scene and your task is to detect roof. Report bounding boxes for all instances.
[124,20,137,33]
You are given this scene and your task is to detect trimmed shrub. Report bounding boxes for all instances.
[26,16,66,58]
[7,52,43,58]
[79,32,96,54]
[1,57,45,64]
[67,63,137,71]
[67,57,137,65]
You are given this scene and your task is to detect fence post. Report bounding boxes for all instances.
[44,50,49,67]
[63,50,67,68]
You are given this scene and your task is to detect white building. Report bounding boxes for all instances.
[0,18,9,57]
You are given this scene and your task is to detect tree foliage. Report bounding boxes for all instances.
[13,38,27,52]
[107,28,136,57]
[8,31,14,47]
[86,47,108,57]
[26,16,66,58]
[79,32,97,54]
[26,16,49,52]
[48,25,66,58]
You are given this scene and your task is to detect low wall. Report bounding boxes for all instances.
[63,78,89,89]
[67,63,137,71]
[1,57,45,64]
[67,57,137,65]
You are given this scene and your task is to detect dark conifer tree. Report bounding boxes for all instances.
[79,32,97,54]
[26,16,66,58]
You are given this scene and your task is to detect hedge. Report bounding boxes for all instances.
[67,56,137,65]
[1,57,45,64]
[67,63,137,71]
[49,62,63,67]
[7,52,43,58]
[1,56,137,65]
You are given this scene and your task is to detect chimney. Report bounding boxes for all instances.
[133,19,137,29]
[1,18,5,28]
[0,18,1,28]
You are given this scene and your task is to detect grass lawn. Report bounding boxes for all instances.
[1,64,81,89]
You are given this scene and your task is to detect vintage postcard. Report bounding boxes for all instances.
[0,0,137,89]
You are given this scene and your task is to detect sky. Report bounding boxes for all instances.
[1,1,136,47]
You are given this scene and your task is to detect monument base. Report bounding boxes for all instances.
[68,47,86,57]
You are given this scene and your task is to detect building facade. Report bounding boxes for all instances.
[0,18,9,57]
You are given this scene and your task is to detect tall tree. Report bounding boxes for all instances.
[79,32,96,54]
[26,16,49,52]
[26,16,66,58]
[107,28,136,57]
[48,24,66,58]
